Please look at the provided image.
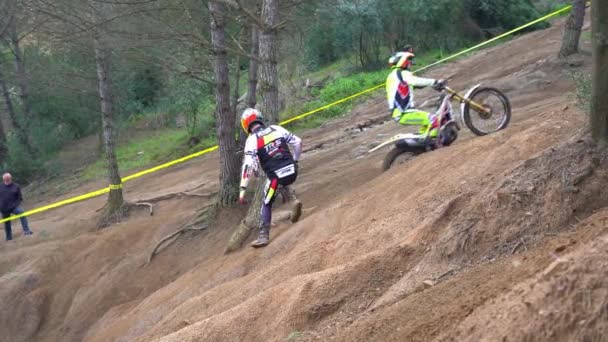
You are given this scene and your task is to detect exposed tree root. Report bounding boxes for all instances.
[133,202,154,216]
[96,183,211,213]
[97,202,131,228]
[136,190,217,204]
[145,205,216,266]
[97,201,156,228]
[511,237,528,255]
[135,183,216,203]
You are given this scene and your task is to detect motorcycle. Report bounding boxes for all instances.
[369,84,511,171]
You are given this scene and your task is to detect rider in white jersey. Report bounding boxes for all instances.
[239,108,303,248]
[386,51,446,139]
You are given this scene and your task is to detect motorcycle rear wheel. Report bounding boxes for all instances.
[382,147,424,171]
[463,87,511,136]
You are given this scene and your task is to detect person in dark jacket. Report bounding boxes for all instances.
[0,173,33,241]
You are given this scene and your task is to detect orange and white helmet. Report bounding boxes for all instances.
[394,52,415,70]
[240,108,265,133]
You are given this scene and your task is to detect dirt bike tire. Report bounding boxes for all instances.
[382,147,423,172]
[463,87,511,136]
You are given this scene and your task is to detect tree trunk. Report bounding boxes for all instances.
[0,74,9,164]
[5,22,35,155]
[238,25,259,148]
[242,0,280,231]
[247,26,259,109]
[234,53,246,149]
[257,0,280,124]
[0,114,8,164]
[232,54,241,124]
[209,1,240,207]
[7,21,33,124]
[0,66,26,158]
[91,0,123,214]
[590,0,608,147]
[359,30,365,68]
[559,0,586,58]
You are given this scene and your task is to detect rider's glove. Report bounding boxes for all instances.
[238,188,247,205]
[433,79,447,91]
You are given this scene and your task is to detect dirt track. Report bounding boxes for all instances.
[1,14,607,342]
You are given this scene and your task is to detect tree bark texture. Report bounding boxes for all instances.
[257,0,279,123]
[242,0,280,230]
[591,0,608,146]
[0,66,27,158]
[238,25,260,148]
[91,0,123,214]
[559,0,586,57]
[209,1,241,207]
[232,54,241,123]
[7,20,33,124]
[0,109,8,164]
[4,20,34,155]
[0,72,9,163]
[247,26,259,109]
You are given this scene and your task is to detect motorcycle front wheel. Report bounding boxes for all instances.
[463,87,511,136]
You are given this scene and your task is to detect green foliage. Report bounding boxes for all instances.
[301,0,549,72]
[304,12,337,69]
[154,75,216,138]
[82,129,216,180]
[465,0,548,32]
[25,46,100,139]
[132,68,162,109]
[0,0,558,186]
[281,69,386,131]
[2,137,42,183]
[533,0,570,14]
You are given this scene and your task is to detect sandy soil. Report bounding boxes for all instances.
[0,13,605,342]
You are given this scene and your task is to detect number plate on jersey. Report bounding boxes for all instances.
[275,164,295,178]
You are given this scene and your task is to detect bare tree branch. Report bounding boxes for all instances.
[217,0,266,30]
[0,14,13,38]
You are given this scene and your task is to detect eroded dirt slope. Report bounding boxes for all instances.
[0,14,604,342]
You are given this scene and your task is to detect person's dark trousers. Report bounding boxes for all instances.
[2,207,32,241]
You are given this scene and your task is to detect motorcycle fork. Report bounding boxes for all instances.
[446,87,490,114]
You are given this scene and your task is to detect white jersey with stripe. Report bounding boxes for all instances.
[240,125,302,190]
[386,69,436,112]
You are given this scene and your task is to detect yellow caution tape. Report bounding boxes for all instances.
[0,187,110,223]
[0,5,574,224]
[414,5,574,74]
[278,84,386,126]
[0,145,220,224]
[121,145,219,182]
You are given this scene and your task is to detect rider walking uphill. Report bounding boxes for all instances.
[239,108,303,248]
[386,52,446,139]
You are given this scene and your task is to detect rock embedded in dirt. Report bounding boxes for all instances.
[423,280,436,288]
[542,258,569,278]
